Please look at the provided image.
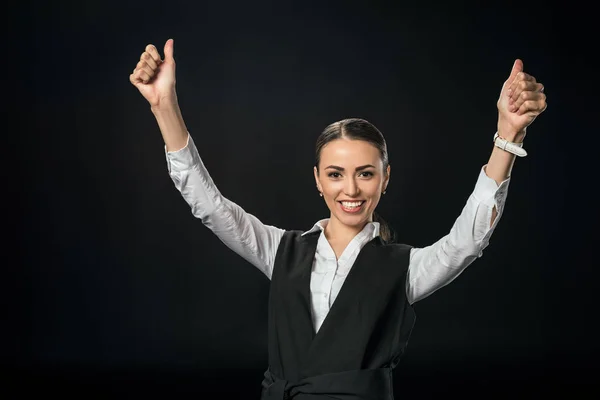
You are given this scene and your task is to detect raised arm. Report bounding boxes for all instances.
[130,39,285,278]
[485,59,547,223]
[129,39,187,151]
[405,59,547,304]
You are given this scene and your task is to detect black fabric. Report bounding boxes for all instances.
[261,366,393,400]
[260,230,416,399]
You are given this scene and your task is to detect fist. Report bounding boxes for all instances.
[497,59,547,142]
[130,39,177,108]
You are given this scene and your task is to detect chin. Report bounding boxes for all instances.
[336,212,369,228]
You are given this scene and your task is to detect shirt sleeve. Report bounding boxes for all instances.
[165,132,285,279]
[405,164,510,304]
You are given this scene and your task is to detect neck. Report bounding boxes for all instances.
[323,216,370,244]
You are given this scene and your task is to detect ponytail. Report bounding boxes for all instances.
[373,211,395,243]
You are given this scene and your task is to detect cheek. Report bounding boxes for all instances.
[321,180,383,201]
[367,196,381,209]
[364,181,384,197]
[321,181,342,196]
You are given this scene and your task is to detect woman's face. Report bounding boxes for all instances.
[314,138,390,230]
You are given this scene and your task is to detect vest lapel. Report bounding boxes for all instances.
[302,236,382,365]
[296,231,320,341]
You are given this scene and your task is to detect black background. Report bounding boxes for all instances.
[7,0,598,398]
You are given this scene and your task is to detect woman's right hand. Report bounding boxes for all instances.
[130,39,177,108]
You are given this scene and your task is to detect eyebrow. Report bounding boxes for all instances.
[324,164,376,171]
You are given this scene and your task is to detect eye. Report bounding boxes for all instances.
[327,172,342,178]
[359,171,374,178]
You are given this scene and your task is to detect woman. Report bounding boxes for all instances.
[129,39,547,399]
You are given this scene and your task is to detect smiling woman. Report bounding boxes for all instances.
[130,38,547,399]
[314,118,393,251]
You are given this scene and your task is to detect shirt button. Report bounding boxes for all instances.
[323,294,328,298]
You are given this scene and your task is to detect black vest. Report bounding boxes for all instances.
[260,230,416,400]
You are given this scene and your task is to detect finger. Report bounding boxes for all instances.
[135,60,156,81]
[509,79,540,106]
[132,58,155,76]
[504,59,523,90]
[508,72,536,102]
[129,73,140,86]
[511,90,545,112]
[516,97,547,115]
[508,91,535,112]
[141,51,158,70]
[145,44,162,64]
[133,68,152,84]
[521,72,535,81]
[163,38,174,61]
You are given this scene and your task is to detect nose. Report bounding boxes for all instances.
[343,177,360,197]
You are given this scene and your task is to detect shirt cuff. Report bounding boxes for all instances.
[472,164,511,247]
[472,164,510,208]
[164,132,198,174]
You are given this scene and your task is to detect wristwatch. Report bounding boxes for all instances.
[493,132,527,157]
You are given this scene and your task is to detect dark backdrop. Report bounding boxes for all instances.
[7,0,598,398]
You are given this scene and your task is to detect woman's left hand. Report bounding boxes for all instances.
[496,59,547,142]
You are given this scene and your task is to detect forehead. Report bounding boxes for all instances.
[319,138,382,167]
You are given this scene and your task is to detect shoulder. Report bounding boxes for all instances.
[281,229,308,240]
[375,239,414,258]
[274,230,313,252]
[272,230,319,277]
[278,229,318,246]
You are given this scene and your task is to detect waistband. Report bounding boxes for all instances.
[260,366,394,400]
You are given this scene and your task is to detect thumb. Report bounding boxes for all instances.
[505,58,523,87]
[164,38,175,62]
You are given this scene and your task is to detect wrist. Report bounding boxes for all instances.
[497,126,526,143]
[493,132,527,157]
[151,95,179,114]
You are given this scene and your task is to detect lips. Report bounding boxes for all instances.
[338,200,365,213]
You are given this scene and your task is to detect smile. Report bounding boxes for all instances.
[338,201,365,213]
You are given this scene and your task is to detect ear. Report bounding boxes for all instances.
[314,166,321,192]
[384,164,391,191]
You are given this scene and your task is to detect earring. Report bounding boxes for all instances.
[319,192,323,197]
[382,191,386,195]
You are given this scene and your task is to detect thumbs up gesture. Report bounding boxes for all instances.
[496,59,547,142]
[130,39,177,108]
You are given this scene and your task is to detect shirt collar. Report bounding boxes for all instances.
[301,218,380,239]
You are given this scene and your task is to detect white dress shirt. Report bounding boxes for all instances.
[165,133,510,333]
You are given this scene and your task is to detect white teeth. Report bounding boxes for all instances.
[341,201,363,208]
